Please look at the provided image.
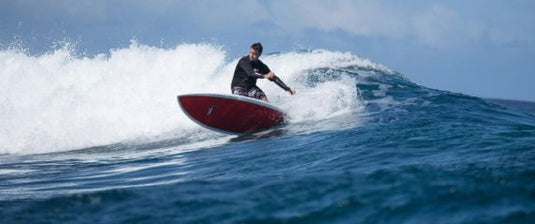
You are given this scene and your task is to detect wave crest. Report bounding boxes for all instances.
[0,43,393,154]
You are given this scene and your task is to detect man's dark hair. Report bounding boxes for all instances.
[250,42,263,54]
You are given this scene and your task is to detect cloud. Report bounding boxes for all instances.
[409,5,485,47]
[2,0,532,49]
[2,0,110,22]
[266,0,488,48]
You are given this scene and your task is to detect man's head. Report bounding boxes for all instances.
[249,42,263,61]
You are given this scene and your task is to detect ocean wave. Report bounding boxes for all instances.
[0,43,389,154]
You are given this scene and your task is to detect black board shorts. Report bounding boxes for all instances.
[232,86,266,100]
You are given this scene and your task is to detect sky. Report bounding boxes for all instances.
[1,0,534,101]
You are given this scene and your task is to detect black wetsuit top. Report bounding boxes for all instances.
[231,56,270,90]
[231,55,292,91]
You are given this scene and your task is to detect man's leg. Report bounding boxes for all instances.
[232,86,248,96]
[249,86,268,102]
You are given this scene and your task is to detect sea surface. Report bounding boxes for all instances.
[1,44,534,223]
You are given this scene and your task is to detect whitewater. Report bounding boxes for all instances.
[0,43,376,154]
[1,43,534,223]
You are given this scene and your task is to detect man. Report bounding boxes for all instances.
[231,42,296,102]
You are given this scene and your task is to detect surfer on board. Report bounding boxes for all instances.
[231,42,296,102]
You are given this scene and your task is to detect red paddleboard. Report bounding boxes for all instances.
[177,94,286,134]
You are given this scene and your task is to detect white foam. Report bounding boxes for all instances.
[0,43,385,154]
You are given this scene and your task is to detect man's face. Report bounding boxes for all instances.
[249,48,261,61]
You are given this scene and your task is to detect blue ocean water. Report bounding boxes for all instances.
[1,44,534,223]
